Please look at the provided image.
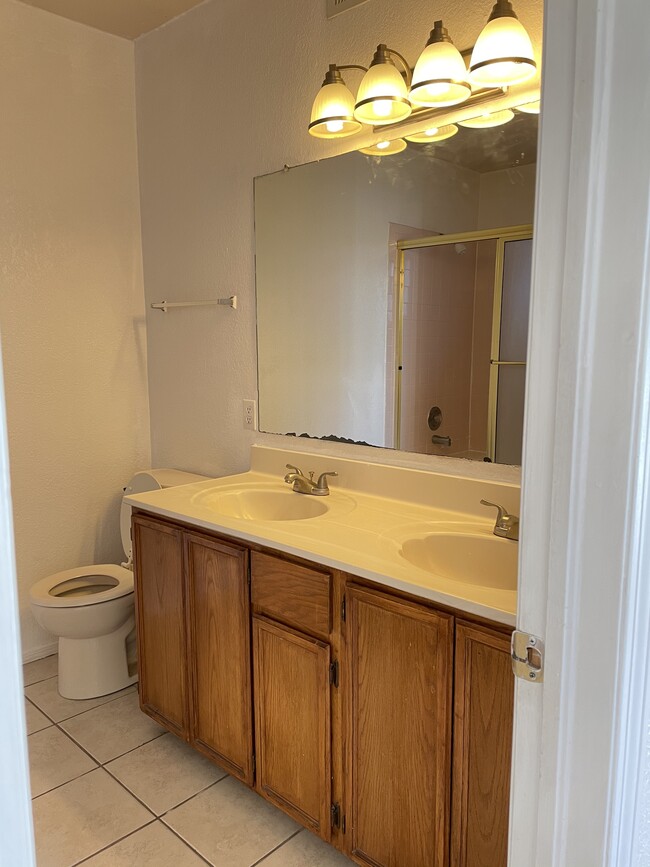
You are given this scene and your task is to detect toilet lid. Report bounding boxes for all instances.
[30,564,133,609]
[120,472,166,559]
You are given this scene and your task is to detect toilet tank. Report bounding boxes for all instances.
[120,469,211,564]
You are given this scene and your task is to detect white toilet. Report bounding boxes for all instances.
[30,469,207,700]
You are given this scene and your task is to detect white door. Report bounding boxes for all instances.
[510,0,650,864]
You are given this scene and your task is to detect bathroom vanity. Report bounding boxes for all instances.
[127,446,518,867]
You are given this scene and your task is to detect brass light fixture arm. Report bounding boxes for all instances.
[335,64,369,74]
[383,47,413,86]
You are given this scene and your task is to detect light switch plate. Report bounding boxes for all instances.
[326,0,370,19]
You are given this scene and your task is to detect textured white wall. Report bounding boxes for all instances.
[136,0,543,480]
[0,0,151,659]
[477,163,537,229]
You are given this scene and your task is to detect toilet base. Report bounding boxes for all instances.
[58,615,138,700]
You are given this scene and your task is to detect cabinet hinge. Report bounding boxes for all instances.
[329,660,339,688]
[342,814,346,834]
[341,595,346,622]
[331,802,341,829]
[252,754,256,776]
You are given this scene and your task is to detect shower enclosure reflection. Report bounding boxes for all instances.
[394,230,531,464]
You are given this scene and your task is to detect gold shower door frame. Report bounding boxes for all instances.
[394,224,533,461]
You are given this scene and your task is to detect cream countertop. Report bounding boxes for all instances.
[125,446,519,626]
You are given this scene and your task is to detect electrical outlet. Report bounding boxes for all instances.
[326,0,370,19]
[243,399,257,431]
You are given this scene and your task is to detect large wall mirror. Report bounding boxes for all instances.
[254,113,537,464]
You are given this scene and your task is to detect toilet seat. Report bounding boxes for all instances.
[30,564,134,609]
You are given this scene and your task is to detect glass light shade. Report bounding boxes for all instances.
[410,41,471,108]
[469,14,537,86]
[359,138,407,156]
[458,109,514,128]
[309,80,362,139]
[354,62,412,125]
[517,99,540,114]
[405,124,459,143]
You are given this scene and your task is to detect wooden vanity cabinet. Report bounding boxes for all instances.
[251,552,336,840]
[132,514,253,782]
[185,532,253,784]
[133,512,515,867]
[345,583,454,867]
[451,621,514,867]
[132,515,189,738]
[253,616,332,838]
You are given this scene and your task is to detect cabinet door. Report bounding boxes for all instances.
[253,616,332,839]
[451,622,514,867]
[346,584,453,867]
[185,532,253,784]
[132,515,189,738]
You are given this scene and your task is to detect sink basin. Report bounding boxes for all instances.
[195,488,329,521]
[400,532,517,590]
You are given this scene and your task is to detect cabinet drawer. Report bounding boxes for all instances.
[251,552,331,640]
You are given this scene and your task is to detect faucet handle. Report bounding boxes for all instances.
[315,471,338,492]
[480,499,509,523]
[285,463,304,476]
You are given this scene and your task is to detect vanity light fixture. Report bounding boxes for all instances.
[516,98,541,114]
[308,2,539,143]
[458,108,514,128]
[404,124,459,143]
[469,0,537,87]
[410,21,471,108]
[358,138,407,156]
[309,65,367,138]
[353,45,412,125]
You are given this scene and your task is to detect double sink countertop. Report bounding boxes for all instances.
[125,445,520,626]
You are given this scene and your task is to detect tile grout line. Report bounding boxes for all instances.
[24,681,139,725]
[31,765,98,802]
[71,818,159,866]
[249,828,304,866]
[154,775,229,819]
[157,821,215,866]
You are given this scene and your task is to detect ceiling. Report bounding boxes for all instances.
[426,112,538,174]
[16,0,207,39]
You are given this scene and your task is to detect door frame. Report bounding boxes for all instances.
[0,342,36,863]
[510,0,650,864]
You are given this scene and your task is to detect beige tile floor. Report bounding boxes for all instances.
[24,655,354,866]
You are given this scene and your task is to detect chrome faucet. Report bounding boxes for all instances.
[480,499,519,541]
[283,464,338,496]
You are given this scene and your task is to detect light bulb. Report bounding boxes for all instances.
[410,21,471,108]
[354,46,412,126]
[359,138,407,156]
[372,100,393,119]
[309,66,363,139]
[405,124,459,144]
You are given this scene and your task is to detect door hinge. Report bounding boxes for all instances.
[329,659,339,688]
[511,630,544,682]
[331,802,341,829]
[341,595,346,622]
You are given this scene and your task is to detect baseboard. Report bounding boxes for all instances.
[22,641,58,665]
